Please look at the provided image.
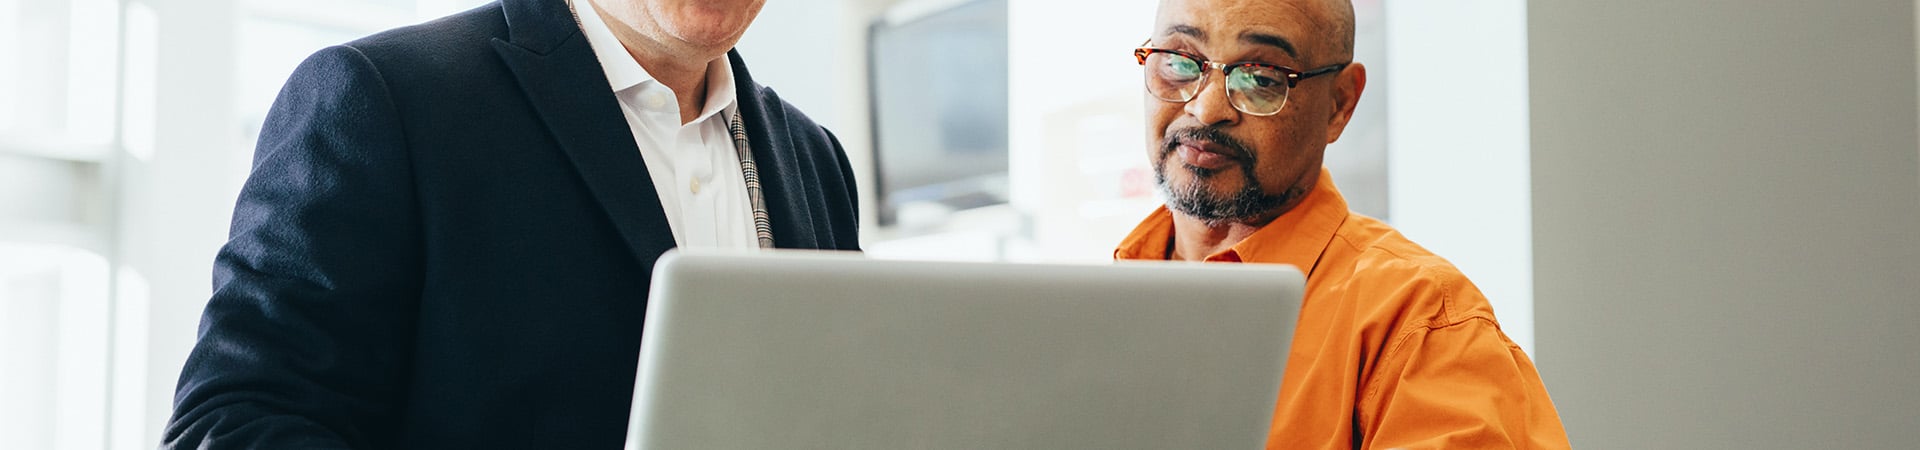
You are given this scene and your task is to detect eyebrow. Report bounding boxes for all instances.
[1164,24,1205,40]
[1240,32,1299,59]
[1159,24,1300,59]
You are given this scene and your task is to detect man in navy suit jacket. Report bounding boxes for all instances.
[162,0,859,447]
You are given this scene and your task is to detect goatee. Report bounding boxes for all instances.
[1153,126,1298,227]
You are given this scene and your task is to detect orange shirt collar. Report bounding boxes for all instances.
[1115,168,1350,275]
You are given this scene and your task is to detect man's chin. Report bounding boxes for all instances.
[1157,172,1291,226]
[1167,166,1246,193]
[663,10,760,49]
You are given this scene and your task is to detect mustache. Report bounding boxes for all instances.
[1160,126,1256,164]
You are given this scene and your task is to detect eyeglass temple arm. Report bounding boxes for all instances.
[1297,63,1349,79]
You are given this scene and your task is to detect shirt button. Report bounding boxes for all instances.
[690,178,701,194]
[645,92,670,110]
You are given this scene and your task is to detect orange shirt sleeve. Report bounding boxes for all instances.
[1353,294,1570,449]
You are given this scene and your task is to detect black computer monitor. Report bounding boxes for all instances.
[867,0,1009,226]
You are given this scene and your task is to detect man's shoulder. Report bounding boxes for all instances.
[1321,213,1496,326]
[276,4,527,126]
[333,4,511,76]
[741,84,848,166]
[1327,213,1455,276]
[751,85,835,144]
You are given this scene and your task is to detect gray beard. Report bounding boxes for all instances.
[1154,161,1297,227]
[1153,126,1304,227]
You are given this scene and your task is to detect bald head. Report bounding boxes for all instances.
[1154,0,1355,63]
[1322,0,1354,60]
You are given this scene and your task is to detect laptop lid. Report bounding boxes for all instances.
[627,250,1303,450]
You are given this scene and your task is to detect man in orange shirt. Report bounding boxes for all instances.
[1117,0,1571,448]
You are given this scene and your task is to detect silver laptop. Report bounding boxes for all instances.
[626,250,1304,450]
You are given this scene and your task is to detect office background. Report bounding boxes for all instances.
[0,0,1914,448]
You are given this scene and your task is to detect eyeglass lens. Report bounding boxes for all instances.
[1142,51,1291,115]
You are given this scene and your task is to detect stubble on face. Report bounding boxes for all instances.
[641,0,766,52]
[1153,125,1305,227]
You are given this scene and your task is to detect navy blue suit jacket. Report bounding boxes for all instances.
[163,0,860,448]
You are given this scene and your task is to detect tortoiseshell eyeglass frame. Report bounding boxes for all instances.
[1132,43,1348,116]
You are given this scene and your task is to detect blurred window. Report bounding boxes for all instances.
[0,1,487,449]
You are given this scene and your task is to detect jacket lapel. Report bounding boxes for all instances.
[729,53,827,249]
[490,0,676,264]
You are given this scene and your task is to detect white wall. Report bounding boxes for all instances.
[1530,1,1920,448]
[114,0,243,446]
[1005,0,1160,262]
[1383,0,1534,352]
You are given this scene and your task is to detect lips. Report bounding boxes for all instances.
[1174,140,1241,170]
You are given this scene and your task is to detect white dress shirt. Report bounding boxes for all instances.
[573,0,758,250]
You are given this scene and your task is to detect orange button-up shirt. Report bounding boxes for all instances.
[1116,169,1570,449]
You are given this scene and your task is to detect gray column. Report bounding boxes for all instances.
[1530,1,1920,448]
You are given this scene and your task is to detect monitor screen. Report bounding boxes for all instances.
[868,0,1009,226]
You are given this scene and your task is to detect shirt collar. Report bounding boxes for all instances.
[572,0,738,123]
[1115,167,1350,275]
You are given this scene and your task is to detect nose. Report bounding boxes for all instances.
[1183,71,1241,127]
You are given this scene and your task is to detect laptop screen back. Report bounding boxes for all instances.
[628,250,1303,450]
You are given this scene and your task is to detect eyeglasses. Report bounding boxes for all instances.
[1133,46,1348,116]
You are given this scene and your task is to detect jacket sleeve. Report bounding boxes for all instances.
[163,44,422,449]
[1354,278,1571,449]
[821,128,861,251]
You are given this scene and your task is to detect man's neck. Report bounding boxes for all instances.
[637,55,712,125]
[1166,177,1322,261]
[589,0,719,125]
[1168,215,1268,261]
